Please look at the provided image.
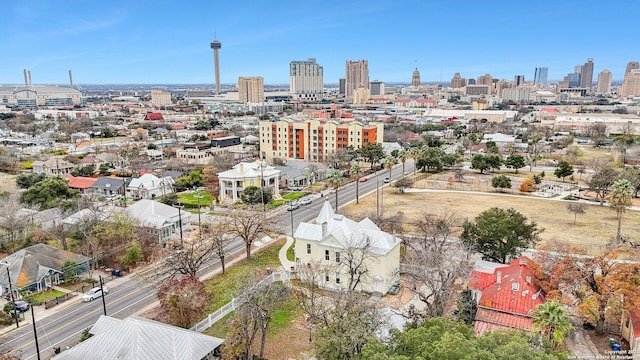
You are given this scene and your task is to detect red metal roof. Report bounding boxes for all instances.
[144,112,164,121]
[474,307,535,335]
[64,175,97,189]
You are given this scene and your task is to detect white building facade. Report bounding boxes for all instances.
[290,58,324,101]
[217,160,280,202]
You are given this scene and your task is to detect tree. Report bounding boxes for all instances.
[554,161,574,182]
[357,143,385,171]
[240,186,272,205]
[61,260,79,282]
[566,203,586,224]
[471,154,489,174]
[71,165,95,177]
[384,155,395,179]
[326,169,343,210]
[15,173,45,189]
[0,196,29,253]
[350,164,363,204]
[485,141,499,154]
[174,169,204,192]
[588,167,618,205]
[609,179,634,244]
[519,177,536,192]
[531,300,574,348]
[585,123,608,146]
[409,147,421,175]
[227,209,277,260]
[120,240,142,266]
[504,154,525,174]
[416,147,444,172]
[392,177,413,193]
[208,223,233,274]
[485,153,503,172]
[398,149,409,175]
[456,290,478,325]
[20,176,81,209]
[461,207,542,264]
[157,276,210,328]
[491,175,511,192]
[618,168,640,197]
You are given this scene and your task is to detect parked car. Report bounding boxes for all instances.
[82,287,108,302]
[13,300,30,312]
[287,186,303,191]
[383,177,390,183]
[286,202,300,211]
[359,177,368,182]
[299,197,312,205]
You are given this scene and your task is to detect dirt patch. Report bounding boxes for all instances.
[0,173,17,193]
[260,315,314,360]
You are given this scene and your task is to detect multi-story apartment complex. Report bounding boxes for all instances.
[596,69,612,94]
[465,85,490,96]
[501,88,531,103]
[621,69,640,97]
[150,90,172,107]
[450,72,466,88]
[534,67,548,87]
[345,60,369,100]
[259,118,383,162]
[290,58,324,101]
[238,77,264,103]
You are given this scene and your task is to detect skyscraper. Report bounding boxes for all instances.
[622,69,640,97]
[345,60,369,99]
[338,78,346,95]
[477,74,493,86]
[514,75,525,87]
[238,77,264,103]
[450,72,466,88]
[534,67,548,87]
[411,68,420,87]
[580,58,594,89]
[290,58,324,101]
[369,80,385,96]
[625,62,639,75]
[210,37,222,95]
[596,69,612,94]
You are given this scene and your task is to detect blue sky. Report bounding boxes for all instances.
[1,0,637,85]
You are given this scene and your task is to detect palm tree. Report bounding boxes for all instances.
[609,179,634,244]
[384,156,395,180]
[398,150,408,176]
[350,164,363,204]
[531,300,574,348]
[409,147,421,175]
[326,170,343,210]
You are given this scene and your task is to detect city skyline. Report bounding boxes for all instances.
[2,0,638,85]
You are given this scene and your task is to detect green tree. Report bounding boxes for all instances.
[504,154,525,174]
[20,176,81,209]
[392,177,413,193]
[485,141,499,154]
[79,327,93,342]
[61,260,79,282]
[588,167,618,206]
[350,164,363,204]
[240,186,273,205]
[98,163,111,176]
[16,173,46,189]
[71,165,95,177]
[485,153,503,172]
[409,147,421,175]
[357,143,385,171]
[531,300,574,348]
[417,147,445,172]
[491,175,511,192]
[609,179,634,244]
[326,169,343,210]
[471,154,489,174]
[174,169,204,191]
[618,168,640,197]
[384,156,396,180]
[398,149,409,175]
[461,207,542,263]
[554,161,574,182]
[120,240,142,266]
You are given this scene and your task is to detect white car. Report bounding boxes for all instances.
[82,287,108,302]
[299,198,312,205]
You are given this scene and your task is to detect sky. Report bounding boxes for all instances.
[1,0,638,85]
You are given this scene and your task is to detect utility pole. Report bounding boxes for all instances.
[1,262,19,328]
[99,276,107,316]
[30,305,40,360]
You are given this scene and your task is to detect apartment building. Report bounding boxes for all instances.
[238,77,264,103]
[150,90,172,107]
[259,118,383,163]
[290,58,324,101]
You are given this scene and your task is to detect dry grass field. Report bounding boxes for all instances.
[342,178,640,254]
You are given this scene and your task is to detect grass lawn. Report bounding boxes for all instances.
[286,240,295,261]
[269,192,304,208]
[24,289,66,304]
[178,192,214,208]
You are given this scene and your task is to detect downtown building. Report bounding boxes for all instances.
[534,67,548,87]
[259,118,383,163]
[238,77,264,103]
[290,58,324,101]
[345,60,369,100]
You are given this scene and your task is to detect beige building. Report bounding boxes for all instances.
[345,60,369,100]
[0,85,82,106]
[450,72,466,88]
[176,144,244,165]
[294,200,401,295]
[621,69,640,97]
[258,118,383,163]
[290,58,324,101]
[150,90,172,107]
[353,85,370,104]
[217,160,280,203]
[596,69,612,94]
[238,77,264,103]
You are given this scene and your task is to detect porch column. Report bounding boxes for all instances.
[274,176,279,195]
[232,181,238,201]
[219,180,226,201]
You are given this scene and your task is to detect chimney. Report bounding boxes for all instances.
[526,275,532,284]
[239,163,244,173]
[496,271,502,286]
[321,222,327,237]
[27,70,32,85]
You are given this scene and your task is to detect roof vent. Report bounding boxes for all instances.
[496,271,502,285]
[511,282,520,292]
[526,276,532,284]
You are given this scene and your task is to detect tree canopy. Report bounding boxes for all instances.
[20,176,81,209]
[554,161,574,182]
[240,186,273,205]
[491,175,511,192]
[504,154,525,173]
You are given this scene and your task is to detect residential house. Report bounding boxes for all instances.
[217,160,281,203]
[32,158,76,176]
[62,208,112,231]
[0,244,90,295]
[621,310,640,359]
[62,174,97,194]
[293,200,401,295]
[469,256,545,335]
[126,173,174,199]
[126,199,191,243]
[53,315,224,360]
[89,177,125,198]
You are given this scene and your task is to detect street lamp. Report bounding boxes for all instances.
[0,261,19,328]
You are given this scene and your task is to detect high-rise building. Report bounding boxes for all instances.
[534,67,548,87]
[477,74,493,86]
[150,90,172,107]
[596,69,612,94]
[238,77,264,103]
[411,68,420,87]
[580,58,594,89]
[290,58,324,101]
[450,72,466,88]
[338,78,346,95]
[345,60,369,99]
[621,69,640,97]
[514,75,525,87]
[625,62,640,75]
[369,80,385,96]
[467,79,476,85]
[210,38,222,95]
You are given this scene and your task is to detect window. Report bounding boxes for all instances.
[325,250,330,261]
[325,272,329,282]
[306,244,311,254]
[335,252,341,263]
[336,272,341,284]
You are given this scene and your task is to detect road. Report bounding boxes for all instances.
[2,161,415,360]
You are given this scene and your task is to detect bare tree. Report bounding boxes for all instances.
[227,209,278,260]
[355,210,405,234]
[206,222,234,274]
[0,196,29,253]
[566,203,586,224]
[165,237,217,278]
[403,212,472,318]
[340,235,379,292]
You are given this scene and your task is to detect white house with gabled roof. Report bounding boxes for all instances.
[293,200,401,295]
[217,160,280,202]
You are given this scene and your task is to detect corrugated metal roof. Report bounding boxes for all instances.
[54,316,224,360]
[127,200,191,229]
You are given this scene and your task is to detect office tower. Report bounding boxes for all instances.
[345,60,369,99]
[596,69,612,94]
[151,90,172,107]
[338,78,346,95]
[290,58,324,101]
[210,38,222,95]
[369,80,385,96]
[411,68,420,87]
[580,58,594,88]
[477,74,493,86]
[467,79,476,85]
[238,77,264,103]
[567,72,581,88]
[450,72,466,88]
[621,69,640,97]
[534,67,548,87]
[514,75,525,87]
[625,62,639,75]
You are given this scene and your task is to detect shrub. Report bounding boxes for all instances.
[519,177,536,192]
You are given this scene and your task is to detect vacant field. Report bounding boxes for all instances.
[0,173,17,193]
[343,182,640,254]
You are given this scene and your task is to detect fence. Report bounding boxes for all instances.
[43,292,77,309]
[190,270,290,333]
